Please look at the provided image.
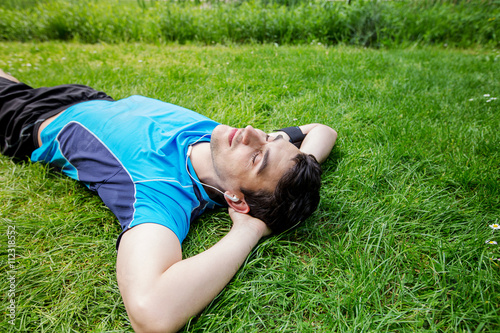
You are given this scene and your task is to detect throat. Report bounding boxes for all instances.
[189,141,213,184]
[188,142,227,205]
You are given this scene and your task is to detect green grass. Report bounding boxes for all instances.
[0,0,498,47]
[1,41,499,332]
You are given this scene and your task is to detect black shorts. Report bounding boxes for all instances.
[0,77,114,160]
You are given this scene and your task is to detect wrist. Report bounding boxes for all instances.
[275,126,305,148]
[228,208,272,240]
[231,220,266,239]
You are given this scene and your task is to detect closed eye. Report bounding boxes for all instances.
[251,151,260,164]
[264,134,283,142]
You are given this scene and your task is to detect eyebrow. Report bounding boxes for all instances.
[257,150,270,176]
[257,135,284,175]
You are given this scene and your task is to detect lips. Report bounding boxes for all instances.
[228,128,238,146]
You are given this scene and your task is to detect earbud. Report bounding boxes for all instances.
[186,140,240,203]
[224,193,240,203]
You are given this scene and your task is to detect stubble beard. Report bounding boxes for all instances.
[210,135,226,183]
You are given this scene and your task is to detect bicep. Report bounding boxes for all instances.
[116,223,182,307]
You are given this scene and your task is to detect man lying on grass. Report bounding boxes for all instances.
[0,69,337,332]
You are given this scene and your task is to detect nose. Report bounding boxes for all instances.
[241,125,265,146]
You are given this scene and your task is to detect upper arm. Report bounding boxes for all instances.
[270,123,337,163]
[297,123,337,139]
[116,223,182,329]
[299,123,337,164]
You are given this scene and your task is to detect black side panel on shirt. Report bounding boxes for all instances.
[57,122,135,230]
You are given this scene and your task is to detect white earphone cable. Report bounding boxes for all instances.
[185,134,238,202]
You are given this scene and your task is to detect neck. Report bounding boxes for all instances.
[190,142,211,182]
[189,142,224,202]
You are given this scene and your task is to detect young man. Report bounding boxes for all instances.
[0,69,337,332]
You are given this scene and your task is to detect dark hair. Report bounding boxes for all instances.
[241,152,322,234]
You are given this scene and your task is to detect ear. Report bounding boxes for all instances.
[224,192,250,213]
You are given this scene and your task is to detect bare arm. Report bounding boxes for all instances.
[0,69,20,83]
[297,123,337,164]
[272,123,337,164]
[116,210,271,333]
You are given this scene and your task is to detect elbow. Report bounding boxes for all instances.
[127,297,185,333]
[314,124,337,142]
[321,125,337,147]
[328,127,337,140]
[331,128,338,144]
[323,124,337,139]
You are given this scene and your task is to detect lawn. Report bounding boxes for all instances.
[1,41,499,332]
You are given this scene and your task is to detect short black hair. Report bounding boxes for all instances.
[241,152,322,233]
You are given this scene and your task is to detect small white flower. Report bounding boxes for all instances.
[469,99,474,101]
[490,224,500,230]
[26,63,31,67]
[487,99,492,102]
[486,240,498,245]
[484,94,490,97]
[283,85,287,89]
[61,57,66,60]
[274,43,279,47]
[293,118,298,121]
[138,60,143,63]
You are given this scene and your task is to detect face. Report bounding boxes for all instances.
[210,124,299,197]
